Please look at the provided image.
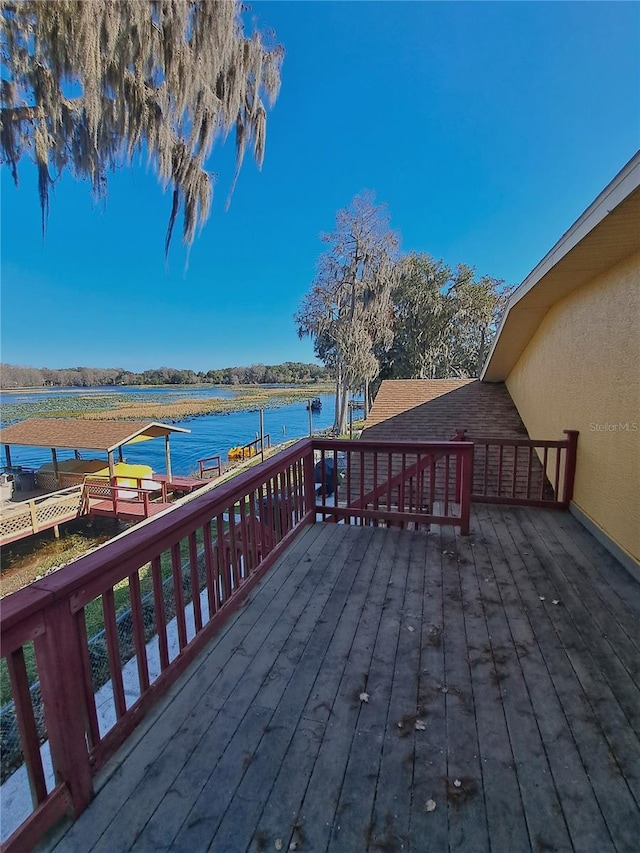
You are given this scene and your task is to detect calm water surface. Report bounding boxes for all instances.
[0,386,336,475]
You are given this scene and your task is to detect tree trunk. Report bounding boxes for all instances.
[336,386,349,435]
[333,368,342,433]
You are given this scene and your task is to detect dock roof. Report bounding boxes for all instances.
[0,418,189,453]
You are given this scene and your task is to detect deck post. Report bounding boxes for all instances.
[165,435,172,481]
[260,409,265,463]
[51,448,60,486]
[34,601,94,818]
[107,450,116,480]
[562,430,579,507]
[4,444,12,469]
[303,442,316,520]
[459,444,473,535]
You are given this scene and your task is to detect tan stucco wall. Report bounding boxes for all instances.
[506,249,640,564]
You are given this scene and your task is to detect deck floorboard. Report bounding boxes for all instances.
[48,507,640,853]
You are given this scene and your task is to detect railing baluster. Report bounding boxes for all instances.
[483,443,489,494]
[554,446,562,500]
[102,589,126,719]
[372,451,379,526]
[239,496,250,580]
[76,613,101,750]
[429,457,436,511]
[151,556,169,671]
[7,646,48,806]
[541,447,549,500]
[360,450,366,526]
[188,532,203,632]
[128,570,150,693]
[497,444,503,497]
[284,466,292,534]
[511,446,518,498]
[170,543,188,650]
[444,453,450,516]
[291,461,300,525]
[214,513,227,604]
[526,446,533,498]
[248,492,259,571]
[203,521,217,617]
[228,506,240,590]
[386,453,392,527]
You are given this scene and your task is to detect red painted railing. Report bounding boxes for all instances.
[197,454,223,479]
[312,439,473,535]
[452,429,579,508]
[83,477,168,519]
[0,437,481,850]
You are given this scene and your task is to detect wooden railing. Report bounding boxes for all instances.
[197,455,223,479]
[236,434,272,460]
[311,439,473,535]
[83,477,168,519]
[452,429,578,508]
[0,435,526,850]
[0,486,86,546]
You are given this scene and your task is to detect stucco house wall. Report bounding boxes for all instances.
[506,249,640,564]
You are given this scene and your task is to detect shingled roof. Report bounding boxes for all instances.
[0,419,189,452]
[362,379,530,441]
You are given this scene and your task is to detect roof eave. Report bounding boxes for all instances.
[481,150,640,382]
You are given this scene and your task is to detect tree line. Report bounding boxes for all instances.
[295,193,512,433]
[0,362,330,390]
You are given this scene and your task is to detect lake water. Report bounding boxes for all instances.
[0,386,337,475]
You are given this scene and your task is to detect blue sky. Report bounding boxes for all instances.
[1,1,638,373]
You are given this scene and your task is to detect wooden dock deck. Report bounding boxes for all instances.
[46,506,640,852]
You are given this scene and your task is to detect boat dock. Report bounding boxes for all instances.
[0,419,208,546]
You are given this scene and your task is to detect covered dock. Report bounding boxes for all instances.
[0,419,202,544]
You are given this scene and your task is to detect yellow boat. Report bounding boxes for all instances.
[228,445,256,462]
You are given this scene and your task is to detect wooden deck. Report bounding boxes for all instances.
[46,506,640,852]
[87,499,172,521]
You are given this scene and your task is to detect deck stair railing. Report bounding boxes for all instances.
[0,434,573,851]
[312,439,473,534]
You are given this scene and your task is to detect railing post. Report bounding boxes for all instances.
[562,430,579,507]
[451,429,467,502]
[34,601,94,817]
[303,444,316,520]
[459,444,473,535]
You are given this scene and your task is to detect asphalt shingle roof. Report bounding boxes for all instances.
[362,379,530,441]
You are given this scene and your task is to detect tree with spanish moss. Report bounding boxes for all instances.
[295,192,399,434]
[378,254,511,382]
[0,0,283,252]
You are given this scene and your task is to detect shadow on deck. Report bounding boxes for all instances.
[45,506,640,852]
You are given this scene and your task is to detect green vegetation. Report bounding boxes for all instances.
[0,382,333,423]
[295,194,512,432]
[0,362,330,391]
[0,532,200,707]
